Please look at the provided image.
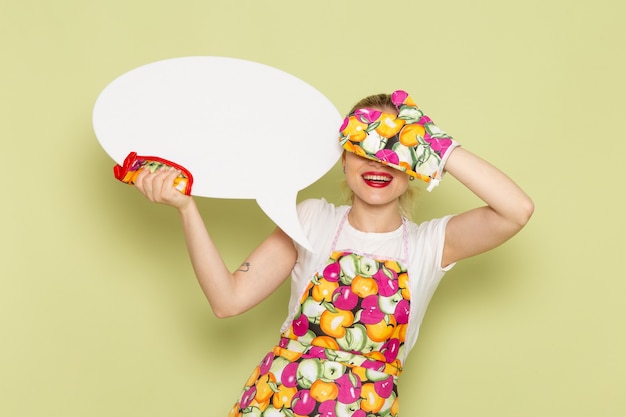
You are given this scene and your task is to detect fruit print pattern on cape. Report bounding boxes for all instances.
[228,250,411,417]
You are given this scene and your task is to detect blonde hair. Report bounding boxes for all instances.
[349,93,395,114]
[340,93,421,219]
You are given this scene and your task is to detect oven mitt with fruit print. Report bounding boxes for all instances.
[339,90,460,191]
[113,151,194,195]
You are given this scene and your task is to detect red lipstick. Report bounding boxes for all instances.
[362,171,393,188]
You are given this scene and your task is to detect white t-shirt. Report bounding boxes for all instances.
[280,198,454,363]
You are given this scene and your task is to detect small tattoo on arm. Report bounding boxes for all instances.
[238,262,251,272]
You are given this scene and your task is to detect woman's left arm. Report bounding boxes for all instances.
[441,147,535,267]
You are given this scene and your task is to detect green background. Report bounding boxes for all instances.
[1,0,624,415]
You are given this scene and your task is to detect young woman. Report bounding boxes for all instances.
[133,90,534,417]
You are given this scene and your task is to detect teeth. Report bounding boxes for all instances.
[363,175,391,182]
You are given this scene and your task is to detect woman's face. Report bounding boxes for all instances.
[343,151,410,209]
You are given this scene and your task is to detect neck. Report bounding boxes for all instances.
[348,200,403,233]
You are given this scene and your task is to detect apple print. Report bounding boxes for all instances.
[335,372,362,404]
[323,262,341,282]
[259,352,274,375]
[318,399,337,417]
[394,299,410,324]
[331,286,358,311]
[359,295,385,324]
[362,337,384,356]
[361,130,385,155]
[239,385,257,409]
[269,356,289,384]
[353,108,382,124]
[322,361,346,381]
[394,142,418,168]
[280,362,299,388]
[358,257,378,277]
[374,148,400,165]
[291,389,316,415]
[336,324,367,352]
[378,293,403,315]
[338,254,359,281]
[373,268,399,297]
[319,309,354,338]
[391,90,409,106]
[296,358,324,389]
[292,313,309,337]
[301,296,326,324]
[381,338,401,363]
[400,104,423,124]
[373,375,394,398]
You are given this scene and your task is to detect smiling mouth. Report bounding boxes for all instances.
[362,173,392,188]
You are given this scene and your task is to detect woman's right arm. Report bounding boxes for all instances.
[135,167,297,318]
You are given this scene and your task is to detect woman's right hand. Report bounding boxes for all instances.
[134,167,193,211]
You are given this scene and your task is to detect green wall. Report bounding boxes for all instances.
[1,0,624,415]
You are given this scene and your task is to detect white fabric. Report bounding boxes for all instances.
[280,198,454,364]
